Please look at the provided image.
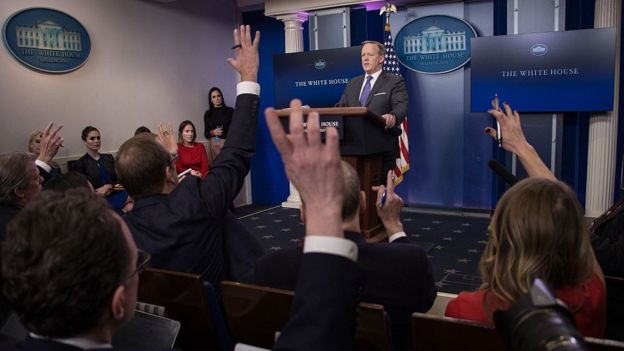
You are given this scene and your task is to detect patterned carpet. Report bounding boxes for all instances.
[237,205,491,294]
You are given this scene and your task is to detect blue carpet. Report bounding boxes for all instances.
[238,206,489,294]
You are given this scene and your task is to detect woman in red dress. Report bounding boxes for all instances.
[176,120,209,179]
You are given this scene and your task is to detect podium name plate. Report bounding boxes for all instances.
[306,116,344,139]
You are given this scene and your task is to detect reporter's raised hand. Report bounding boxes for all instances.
[485,96,555,180]
[227,25,260,83]
[265,99,343,238]
[37,122,63,164]
[484,96,529,155]
[157,123,177,155]
[372,170,404,235]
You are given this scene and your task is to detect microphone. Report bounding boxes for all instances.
[488,159,519,186]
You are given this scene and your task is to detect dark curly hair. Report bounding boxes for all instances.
[2,189,131,337]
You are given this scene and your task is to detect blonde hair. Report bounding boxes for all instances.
[479,178,594,309]
[27,130,43,153]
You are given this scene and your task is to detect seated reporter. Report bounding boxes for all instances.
[0,153,43,241]
[265,99,364,351]
[0,189,152,350]
[28,128,61,180]
[255,164,435,351]
[117,25,262,288]
[26,122,64,184]
[445,98,606,337]
[74,126,128,210]
[176,120,209,179]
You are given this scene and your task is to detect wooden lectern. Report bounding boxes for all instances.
[277,107,396,242]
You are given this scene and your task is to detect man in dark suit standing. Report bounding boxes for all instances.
[116,25,263,288]
[336,40,408,176]
[255,162,435,351]
[1,189,147,350]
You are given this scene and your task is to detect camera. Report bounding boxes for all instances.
[494,279,588,351]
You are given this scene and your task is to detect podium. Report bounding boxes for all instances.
[277,107,396,242]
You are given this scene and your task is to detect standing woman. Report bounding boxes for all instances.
[177,120,209,179]
[203,87,233,163]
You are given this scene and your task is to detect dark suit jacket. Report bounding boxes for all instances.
[72,153,117,189]
[123,93,259,290]
[0,204,20,241]
[272,252,364,351]
[337,71,408,123]
[37,164,61,184]
[337,71,408,162]
[591,198,624,277]
[0,335,156,350]
[255,231,436,351]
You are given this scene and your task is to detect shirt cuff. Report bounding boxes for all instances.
[34,159,51,173]
[388,231,407,243]
[237,81,260,96]
[303,236,358,262]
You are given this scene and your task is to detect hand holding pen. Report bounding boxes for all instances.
[372,170,404,234]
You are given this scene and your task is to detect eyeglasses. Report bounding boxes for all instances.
[169,154,179,166]
[127,249,151,280]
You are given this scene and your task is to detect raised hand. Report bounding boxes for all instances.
[372,170,404,234]
[157,123,177,155]
[484,96,555,180]
[485,96,528,155]
[37,122,63,164]
[227,25,260,83]
[265,99,343,238]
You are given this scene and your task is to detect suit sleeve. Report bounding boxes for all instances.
[592,231,624,276]
[105,154,117,183]
[336,79,358,107]
[199,143,210,178]
[198,93,259,219]
[272,253,363,351]
[203,111,211,139]
[336,87,349,107]
[389,75,408,124]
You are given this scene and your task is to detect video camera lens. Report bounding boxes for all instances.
[494,279,588,351]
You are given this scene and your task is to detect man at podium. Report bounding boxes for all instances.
[336,40,408,176]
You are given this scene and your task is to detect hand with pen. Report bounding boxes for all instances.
[372,170,404,236]
[484,96,554,180]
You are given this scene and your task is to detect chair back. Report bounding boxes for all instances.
[411,312,624,351]
[221,281,393,351]
[112,310,180,349]
[604,275,624,341]
[138,267,232,351]
[411,312,504,351]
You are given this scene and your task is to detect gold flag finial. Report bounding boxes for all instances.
[380,3,397,31]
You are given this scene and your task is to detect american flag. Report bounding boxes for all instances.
[383,22,410,185]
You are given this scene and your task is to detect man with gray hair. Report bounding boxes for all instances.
[0,153,43,241]
[0,123,63,240]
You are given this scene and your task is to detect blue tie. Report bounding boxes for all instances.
[359,75,373,106]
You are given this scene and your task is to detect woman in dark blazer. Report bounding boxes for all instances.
[73,126,118,196]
